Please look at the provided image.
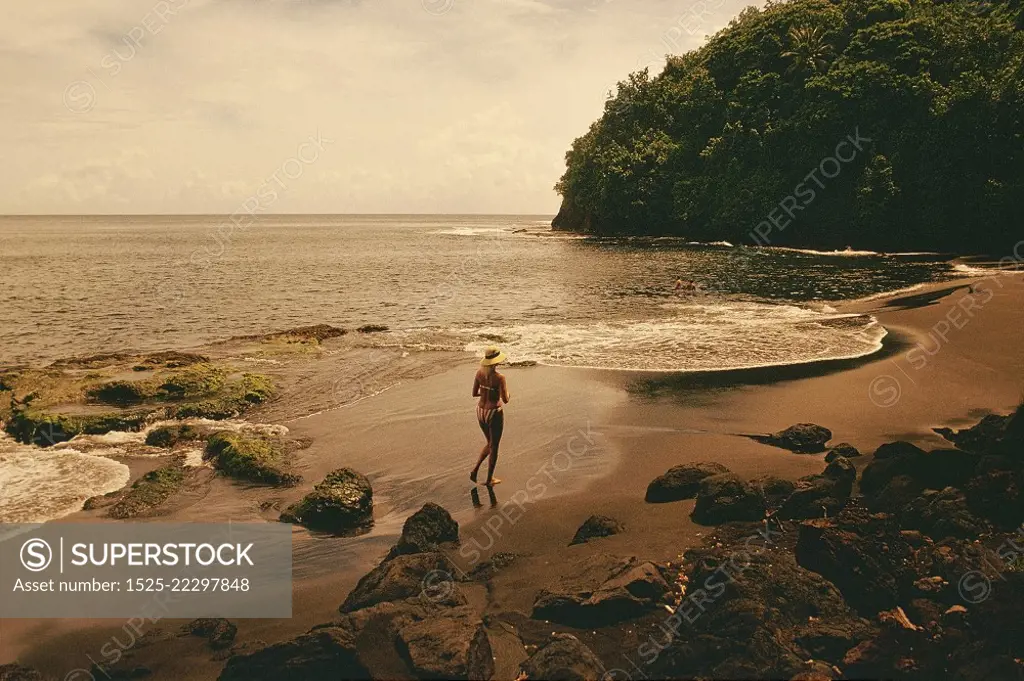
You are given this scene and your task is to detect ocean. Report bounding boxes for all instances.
[0,214,964,371]
[0,214,970,524]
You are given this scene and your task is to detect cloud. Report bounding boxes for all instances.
[0,0,750,214]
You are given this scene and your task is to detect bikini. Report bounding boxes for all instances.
[476,378,502,425]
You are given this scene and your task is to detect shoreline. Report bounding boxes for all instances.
[3,272,1023,679]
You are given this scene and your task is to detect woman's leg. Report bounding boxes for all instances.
[485,410,504,485]
[471,415,491,483]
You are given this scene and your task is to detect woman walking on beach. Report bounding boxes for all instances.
[471,346,509,486]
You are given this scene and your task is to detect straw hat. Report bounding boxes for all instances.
[480,346,507,366]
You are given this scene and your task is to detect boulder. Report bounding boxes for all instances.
[692,473,766,524]
[793,620,876,662]
[281,468,373,534]
[569,514,624,545]
[965,468,1024,528]
[840,607,943,680]
[645,462,729,503]
[218,627,368,681]
[340,552,465,614]
[393,605,494,680]
[777,475,850,521]
[183,617,237,650]
[385,502,459,560]
[865,475,925,513]
[935,413,1012,454]
[751,475,797,508]
[859,442,928,495]
[823,456,856,486]
[757,423,832,453]
[795,507,914,615]
[825,442,861,462]
[649,543,874,680]
[901,487,988,539]
[916,449,979,490]
[532,554,669,626]
[519,633,605,681]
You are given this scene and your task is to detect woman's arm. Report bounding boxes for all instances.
[500,375,510,403]
[472,375,481,397]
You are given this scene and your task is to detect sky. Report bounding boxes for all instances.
[1,0,750,215]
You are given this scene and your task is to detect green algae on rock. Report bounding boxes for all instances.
[281,468,373,534]
[205,431,300,486]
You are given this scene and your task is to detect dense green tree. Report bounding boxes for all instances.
[552,0,1024,253]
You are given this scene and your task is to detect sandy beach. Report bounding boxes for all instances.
[2,269,1023,679]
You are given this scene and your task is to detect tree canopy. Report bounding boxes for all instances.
[552,0,1024,253]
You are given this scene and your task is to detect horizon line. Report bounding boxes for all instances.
[0,212,558,218]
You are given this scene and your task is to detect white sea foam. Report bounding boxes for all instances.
[0,432,130,523]
[463,302,886,372]
[0,418,287,523]
[47,418,289,458]
[427,226,515,237]
[950,262,1018,277]
[847,284,927,303]
[772,246,883,257]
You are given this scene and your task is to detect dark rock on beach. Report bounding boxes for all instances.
[691,473,765,524]
[645,461,729,503]
[519,633,605,681]
[754,423,833,453]
[795,506,914,615]
[340,551,464,614]
[825,442,861,462]
[751,475,797,508]
[281,468,372,534]
[865,474,926,513]
[777,474,850,520]
[569,514,624,545]
[650,541,873,680]
[385,502,459,560]
[391,604,494,680]
[901,487,988,539]
[532,554,669,626]
[823,456,856,486]
[935,413,1014,454]
[218,627,368,681]
[183,618,238,650]
[965,467,1024,528]
[859,441,928,495]
[356,324,389,333]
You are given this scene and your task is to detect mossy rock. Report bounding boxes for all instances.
[108,464,186,519]
[158,364,227,398]
[145,424,200,448]
[206,432,299,486]
[281,468,373,534]
[5,408,151,446]
[87,380,158,406]
[236,374,274,404]
[170,374,274,419]
[266,325,347,343]
[356,324,389,333]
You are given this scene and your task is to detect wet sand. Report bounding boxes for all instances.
[3,271,1023,680]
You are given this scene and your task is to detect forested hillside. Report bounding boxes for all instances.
[553,0,1024,253]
